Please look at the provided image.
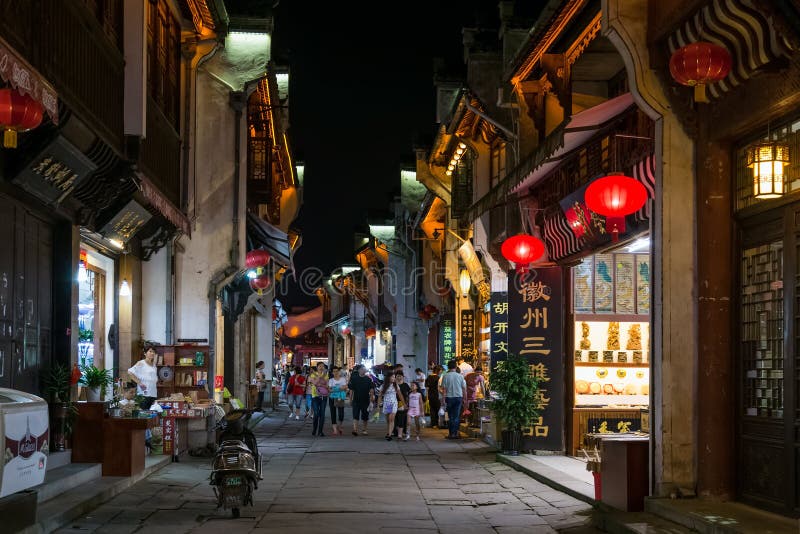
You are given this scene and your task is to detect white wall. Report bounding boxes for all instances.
[175,62,238,340]
[85,249,115,371]
[142,246,168,344]
[254,312,273,381]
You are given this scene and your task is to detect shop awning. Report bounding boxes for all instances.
[0,36,58,124]
[246,212,292,268]
[512,93,635,193]
[460,93,636,224]
[138,172,191,236]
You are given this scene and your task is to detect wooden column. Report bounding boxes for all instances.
[695,109,734,499]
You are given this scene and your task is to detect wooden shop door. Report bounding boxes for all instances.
[0,193,53,394]
[738,203,800,516]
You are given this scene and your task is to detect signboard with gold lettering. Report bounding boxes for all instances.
[460,309,475,358]
[100,199,152,244]
[508,267,563,451]
[490,292,508,370]
[13,136,96,204]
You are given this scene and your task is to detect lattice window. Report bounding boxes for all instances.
[740,241,784,419]
[147,0,180,129]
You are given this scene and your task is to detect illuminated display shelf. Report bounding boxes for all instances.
[575,362,649,368]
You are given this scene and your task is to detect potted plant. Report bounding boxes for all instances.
[42,363,78,451]
[489,353,541,455]
[80,363,114,402]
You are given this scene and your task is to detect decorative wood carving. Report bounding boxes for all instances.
[542,53,571,116]
[517,79,550,143]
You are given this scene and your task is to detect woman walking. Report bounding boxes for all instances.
[304,366,313,419]
[328,366,348,436]
[378,373,405,441]
[393,372,411,440]
[287,366,306,420]
[309,362,329,436]
[407,381,423,441]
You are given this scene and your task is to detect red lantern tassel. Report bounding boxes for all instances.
[694,83,708,103]
[605,217,626,242]
[4,129,17,148]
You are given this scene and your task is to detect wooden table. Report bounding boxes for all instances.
[102,417,159,476]
[599,435,649,511]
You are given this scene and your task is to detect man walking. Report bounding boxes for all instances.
[425,366,442,428]
[348,364,375,436]
[439,359,467,439]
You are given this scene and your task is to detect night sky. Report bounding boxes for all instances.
[270,1,496,309]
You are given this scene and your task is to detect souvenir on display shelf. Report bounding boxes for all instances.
[636,255,650,315]
[594,254,614,312]
[615,254,635,314]
[574,260,593,312]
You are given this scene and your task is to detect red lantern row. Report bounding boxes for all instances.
[0,88,44,148]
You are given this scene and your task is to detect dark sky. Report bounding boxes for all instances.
[270,1,496,309]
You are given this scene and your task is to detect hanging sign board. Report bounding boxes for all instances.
[508,267,564,451]
[489,292,508,370]
[439,314,455,363]
[460,309,475,358]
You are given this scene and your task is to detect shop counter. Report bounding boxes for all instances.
[571,407,644,455]
[102,416,160,477]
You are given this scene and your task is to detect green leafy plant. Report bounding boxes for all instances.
[78,327,93,342]
[42,363,72,403]
[80,364,115,396]
[489,353,541,432]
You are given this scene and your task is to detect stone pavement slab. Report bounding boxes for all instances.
[53,406,599,534]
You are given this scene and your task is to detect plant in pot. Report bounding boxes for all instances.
[79,363,114,402]
[42,363,78,452]
[489,353,541,456]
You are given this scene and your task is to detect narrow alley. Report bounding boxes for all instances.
[53,407,595,534]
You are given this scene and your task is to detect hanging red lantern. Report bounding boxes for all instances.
[423,304,438,316]
[249,274,272,295]
[584,173,647,241]
[246,249,271,276]
[365,328,376,338]
[0,88,43,148]
[501,233,545,273]
[669,41,732,103]
[342,326,351,336]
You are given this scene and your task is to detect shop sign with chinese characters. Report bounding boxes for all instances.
[439,314,455,363]
[460,309,475,357]
[508,267,563,451]
[490,292,508,370]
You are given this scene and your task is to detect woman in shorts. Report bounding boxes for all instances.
[377,373,405,441]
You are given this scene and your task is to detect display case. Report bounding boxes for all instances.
[155,344,210,398]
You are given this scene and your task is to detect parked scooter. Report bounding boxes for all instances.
[210,409,262,518]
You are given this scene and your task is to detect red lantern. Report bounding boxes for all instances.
[0,88,43,148]
[249,274,271,295]
[365,328,376,338]
[584,173,647,241]
[423,304,438,316]
[669,42,732,103]
[501,233,545,272]
[342,326,351,336]
[246,249,271,275]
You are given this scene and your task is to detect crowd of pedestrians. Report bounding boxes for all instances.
[270,357,488,441]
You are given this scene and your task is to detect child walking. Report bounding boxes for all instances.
[407,382,423,441]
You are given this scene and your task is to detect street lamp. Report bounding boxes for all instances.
[459,269,471,297]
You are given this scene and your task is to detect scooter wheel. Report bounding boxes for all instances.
[232,507,240,518]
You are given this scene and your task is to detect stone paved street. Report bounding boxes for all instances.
[54,407,597,533]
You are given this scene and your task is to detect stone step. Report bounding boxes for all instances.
[17,455,171,534]
[645,497,799,534]
[34,462,102,503]
[45,451,71,472]
[597,510,695,534]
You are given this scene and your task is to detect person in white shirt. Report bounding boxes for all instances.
[128,344,159,409]
[456,356,474,374]
[328,366,348,436]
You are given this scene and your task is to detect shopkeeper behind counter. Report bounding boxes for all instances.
[128,344,158,409]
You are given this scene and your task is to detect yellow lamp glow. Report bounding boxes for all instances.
[119,278,131,297]
[458,142,467,149]
[748,141,790,199]
[459,268,471,297]
[445,170,452,176]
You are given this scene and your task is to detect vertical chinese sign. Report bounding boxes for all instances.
[490,292,508,370]
[439,314,455,364]
[508,267,563,451]
[460,309,475,359]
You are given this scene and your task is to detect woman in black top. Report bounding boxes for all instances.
[425,366,442,428]
[393,372,412,439]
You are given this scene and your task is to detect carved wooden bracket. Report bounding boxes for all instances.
[517,79,550,142]
[542,53,571,114]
